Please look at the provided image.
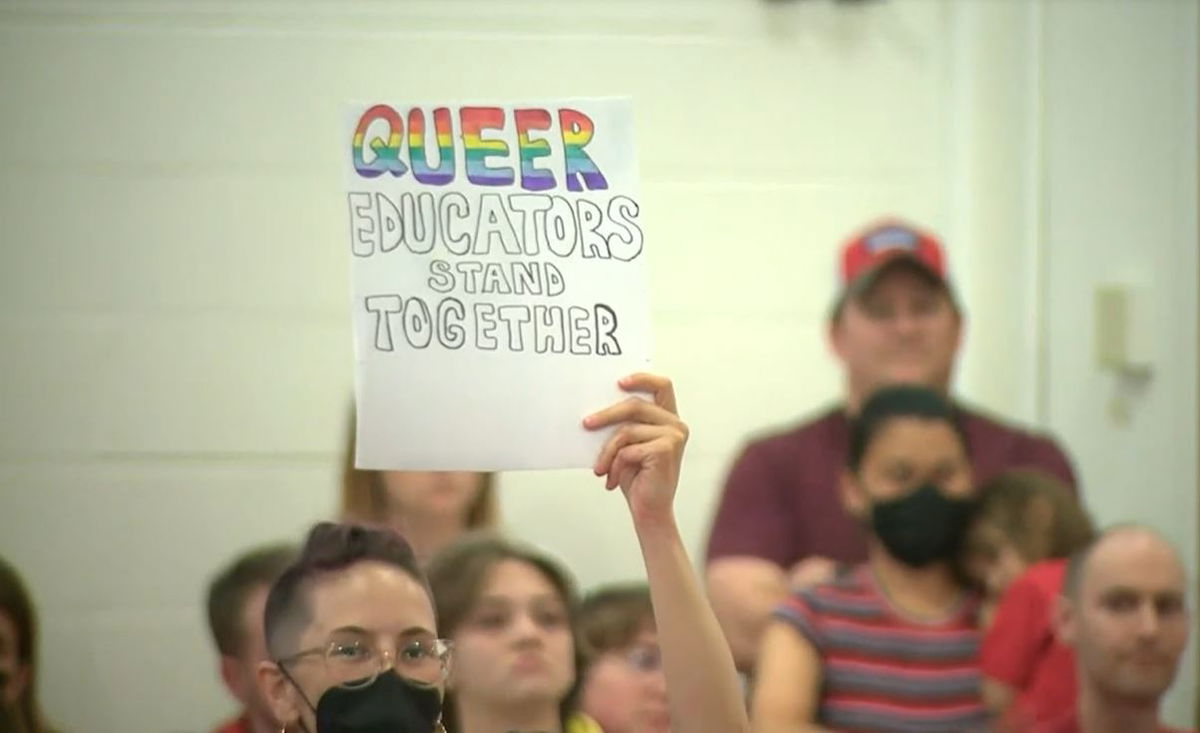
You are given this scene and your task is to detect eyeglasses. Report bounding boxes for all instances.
[621,643,662,674]
[278,629,453,689]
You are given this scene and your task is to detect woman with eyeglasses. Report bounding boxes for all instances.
[256,374,748,733]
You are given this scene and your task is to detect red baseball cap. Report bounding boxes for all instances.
[836,217,951,308]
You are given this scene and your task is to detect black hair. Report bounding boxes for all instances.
[847,385,967,471]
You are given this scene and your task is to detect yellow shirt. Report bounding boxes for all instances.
[565,713,604,733]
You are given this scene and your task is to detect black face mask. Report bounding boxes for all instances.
[870,483,974,568]
[308,670,443,733]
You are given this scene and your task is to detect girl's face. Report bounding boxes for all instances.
[450,559,575,710]
[580,628,670,733]
[963,520,1029,599]
[843,417,973,514]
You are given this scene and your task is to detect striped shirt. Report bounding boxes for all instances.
[774,565,986,733]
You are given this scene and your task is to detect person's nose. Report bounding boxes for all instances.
[510,611,545,646]
[1135,602,1161,639]
[892,307,924,337]
[985,566,1005,596]
[375,644,400,674]
[644,670,667,699]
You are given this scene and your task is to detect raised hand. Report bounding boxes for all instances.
[583,373,688,526]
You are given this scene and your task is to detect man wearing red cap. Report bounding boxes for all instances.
[705,218,1077,672]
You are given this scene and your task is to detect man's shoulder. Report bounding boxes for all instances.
[738,405,846,457]
[958,402,1057,443]
[957,402,1070,460]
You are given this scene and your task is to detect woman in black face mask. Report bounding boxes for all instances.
[752,385,987,733]
[256,522,448,733]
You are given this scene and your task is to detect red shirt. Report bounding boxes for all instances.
[982,560,1076,726]
[706,405,1076,566]
[212,715,251,733]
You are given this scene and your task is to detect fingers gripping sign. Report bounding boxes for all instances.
[582,373,688,524]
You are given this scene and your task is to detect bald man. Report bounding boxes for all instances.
[1038,525,1193,733]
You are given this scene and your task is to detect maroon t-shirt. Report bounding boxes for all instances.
[705,405,1077,567]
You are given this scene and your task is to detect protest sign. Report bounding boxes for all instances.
[346,98,651,470]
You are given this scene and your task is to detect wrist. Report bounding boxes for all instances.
[631,507,679,537]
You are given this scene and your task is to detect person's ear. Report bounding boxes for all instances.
[949,304,965,348]
[258,661,302,728]
[828,314,849,364]
[1053,594,1078,647]
[840,469,868,519]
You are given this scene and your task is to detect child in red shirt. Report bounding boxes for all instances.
[960,469,1096,731]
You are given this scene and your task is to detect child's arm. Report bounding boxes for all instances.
[751,621,829,733]
[980,570,1055,716]
[586,374,749,733]
[981,678,1017,716]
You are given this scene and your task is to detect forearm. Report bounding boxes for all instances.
[981,678,1016,715]
[635,514,750,733]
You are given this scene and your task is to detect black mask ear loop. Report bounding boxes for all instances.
[278,661,319,733]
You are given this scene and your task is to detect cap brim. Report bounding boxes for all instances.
[832,255,952,316]
[847,255,944,297]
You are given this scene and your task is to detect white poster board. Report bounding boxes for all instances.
[345,98,652,470]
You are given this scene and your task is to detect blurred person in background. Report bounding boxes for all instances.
[960,469,1094,729]
[577,583,669,733]
[341,409,497,567]
[1039,526,1193,733]
[752,386,986,733]
[0,556,57,733]
[426,534,598,733]
[206,543,297,733]
[706,217,1077,672]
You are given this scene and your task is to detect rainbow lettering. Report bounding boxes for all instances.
[514,109,555,192]
[351,104,611,190]
[460,107,515,187]
[558,109,608,192]
[353,105,407,178]
[407,107,455,186]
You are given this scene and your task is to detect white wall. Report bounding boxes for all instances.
[0,0,1194,730]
